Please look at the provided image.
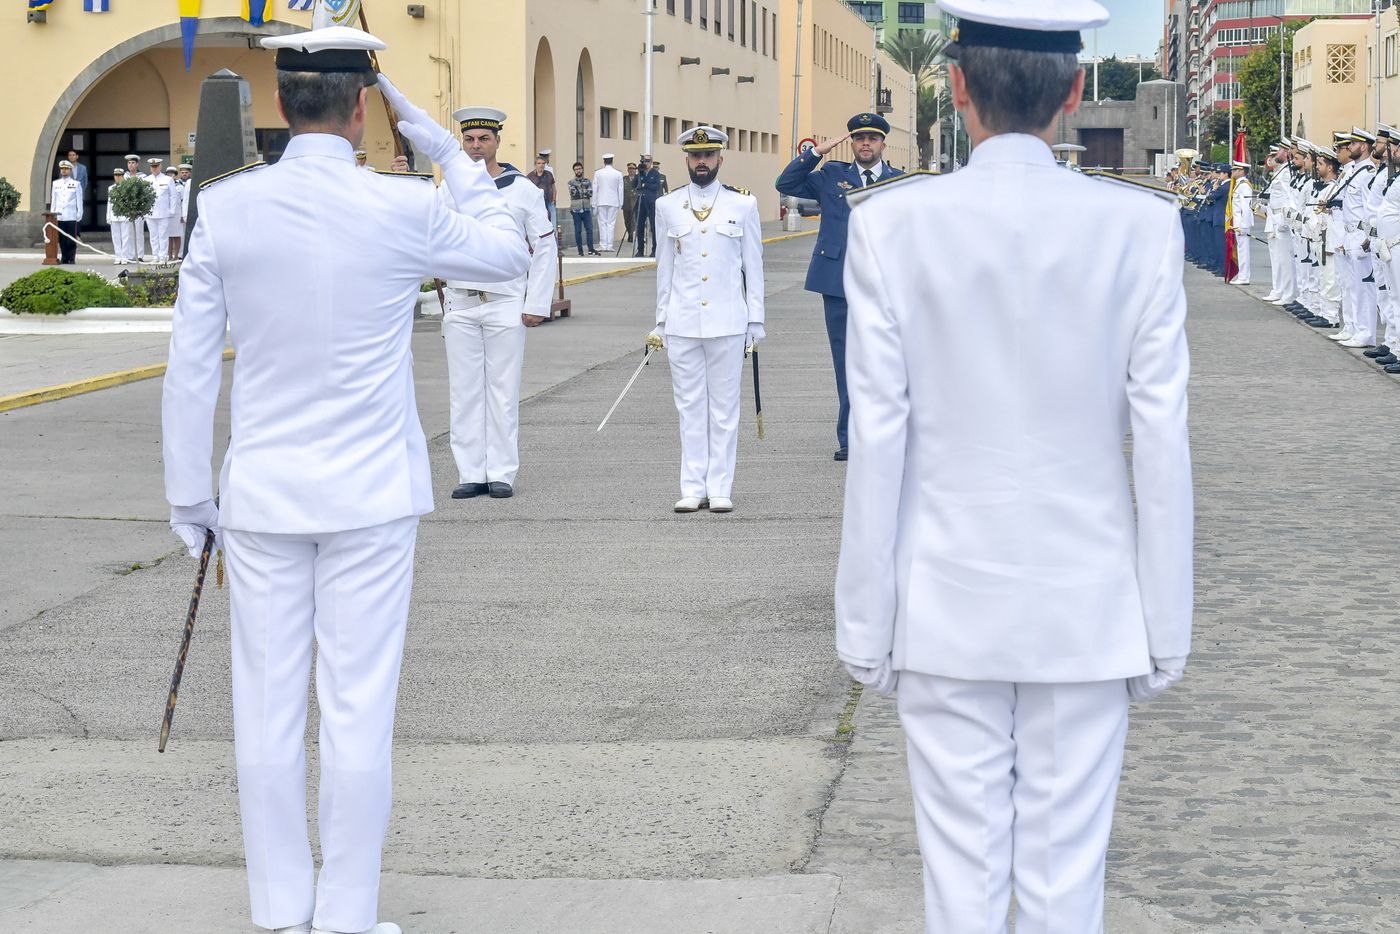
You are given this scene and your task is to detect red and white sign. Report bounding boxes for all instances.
[798,138,816,155]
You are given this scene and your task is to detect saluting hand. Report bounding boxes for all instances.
[812,133,850,158]
[376,74,459,167]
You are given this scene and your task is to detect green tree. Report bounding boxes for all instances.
[0,177,20,222]
[882,29,950,164]
[1238,21,1307,165]
[1081,56,1163,101]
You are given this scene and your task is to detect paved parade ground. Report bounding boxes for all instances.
[2,232,1399,932]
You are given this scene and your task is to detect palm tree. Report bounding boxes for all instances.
[881,28,951,167]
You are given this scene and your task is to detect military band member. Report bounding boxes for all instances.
[162,25,528,934]
[50,160,83,265]
[837,1,1193,930]
[1229,161,1254,285]
[438,105,557,500]
[776,111,903,462]
[647,126,764,513]
[106,167,134,265]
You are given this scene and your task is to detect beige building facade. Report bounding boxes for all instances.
[777,0,917,173]
[1290,17,1368,145]
[0,0,797,246]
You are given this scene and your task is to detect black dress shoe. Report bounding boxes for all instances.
[1306,318,1334,327]
[834,447,848,462]
[452,482,489,499]
[1375,354,1399,366]
[588,250,601,256]
[488,481,513,498]
[1385,362,1400,374]
[1363,345,1390,358]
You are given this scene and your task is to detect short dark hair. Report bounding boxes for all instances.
[573,161,583,169]
[956,46,1080,135]
[277,70,374,130]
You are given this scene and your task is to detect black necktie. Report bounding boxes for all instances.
[863,169,875,187]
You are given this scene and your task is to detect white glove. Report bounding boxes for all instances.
[170,500,222,558]
[1127,658,1186,702]
[746,322,766,348]
[844,657,898,697]
[646,326,665,351]
[375,74,459,166]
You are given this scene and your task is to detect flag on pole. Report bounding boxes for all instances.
[84,0,110,10]
[1224,128,1247,283]
[242,0,269,26]
[288,0,314,9]
[179,0,201,71]
[314,0,362,30]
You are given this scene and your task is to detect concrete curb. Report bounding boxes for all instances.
[0,347,234,414]
[0,306,174,335]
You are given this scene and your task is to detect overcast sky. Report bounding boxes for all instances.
[1088,0,1167,59]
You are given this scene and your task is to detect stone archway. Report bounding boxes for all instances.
[533,37,557,163]
[575,48,596,170]
[30,16,299,205]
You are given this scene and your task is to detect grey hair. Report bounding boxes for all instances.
[276,71,374,131]
[955,46,1081,135]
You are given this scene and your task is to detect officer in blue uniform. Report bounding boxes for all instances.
[776,112,903,462]
[633,153,664,257]
[1206,164,1230,277]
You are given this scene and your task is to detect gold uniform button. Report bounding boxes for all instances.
[701,300,709,306]
[701,251,708,257]
[701,227,708,233]
[702,275,708,281]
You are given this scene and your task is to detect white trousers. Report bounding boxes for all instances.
[1383,251,1400,346]
[668,333,745,499]
[1336,250,1356,332]
[110,219,134,262]
[1319,252,1341,324]
[443,291,526,486]
[1268,230,1296,301]
[146,215,169,261]
[131,215,146,259]
[1357,249,1383,345]
[898,672,1130,934]
[1232,230,1251,282]
[223,515,419,934]
[1352,248,1377,338]
[596,205,620,251]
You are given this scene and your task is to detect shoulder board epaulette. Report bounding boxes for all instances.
[723,184,751,195]
[381,171,435,180]
[199,161,266,190]
[847,169,940,207]
[1081,170,1178,203]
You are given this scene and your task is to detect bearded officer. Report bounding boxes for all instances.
[435,106,556,500]
[836,2,1193,930]
[647,126,764,513]
[162,25,528,934]
[776,111,903,462]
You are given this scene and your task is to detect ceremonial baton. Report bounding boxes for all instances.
[158,528,216,753]
[597,346,654,432]
[749,345,765,441]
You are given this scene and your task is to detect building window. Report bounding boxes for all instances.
[714,0,721,34]
[729,0,735,39]
[664,117,676,144]
[666,0,675,13]
[1326,43,1356,84]
[700,0,707,28]
[623,110,636,141]
[740,0,746,46]
[576,63,586,164]
[849,1,881,23]
[898,2,924,24]
[600,107,616,139]
[685,0,692,22]
[773,11,778,59]
[1387,34,1397,78]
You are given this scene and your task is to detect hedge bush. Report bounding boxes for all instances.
[0,267,131,315]
[0,177,20,222]
[109,176,155,221]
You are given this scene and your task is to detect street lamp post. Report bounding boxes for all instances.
[643,0,654,156]
[784,0,805,231]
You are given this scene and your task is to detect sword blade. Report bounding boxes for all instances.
[159,527,215,753]
[596,347,654,432]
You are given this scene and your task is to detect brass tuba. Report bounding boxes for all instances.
[1175,148,1199,174]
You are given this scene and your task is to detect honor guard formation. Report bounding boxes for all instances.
[1175,126,1400,373]
[133,0,1196,931]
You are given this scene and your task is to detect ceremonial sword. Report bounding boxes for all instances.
[749,345,765,441]
[158,528,216,753]
[597,346,655,432]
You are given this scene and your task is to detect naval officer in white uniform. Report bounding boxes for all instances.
[145,156,177,263]
[836,2,1194,931]
[162,26,528,934]
[592,153,625,252]
[647,126,764,513]
[437,106,557,500]
[1228,160,1254,285]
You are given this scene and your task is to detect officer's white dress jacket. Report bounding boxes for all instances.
[439,165,557,318]
[148,173,176,218]
[836,133,1193,683]
[654,182,764,338]
[50,177,82,222]
[592,165,625,208]
[1265,165,1294,234]
[1230,179,1254,232]
[163,133,529,533]
[1342,160,1376,249]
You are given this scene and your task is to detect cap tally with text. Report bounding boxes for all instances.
[680,125,727,152]
[261,26,385,74]
[847,112,890,137]
[942,0,1109,55]
[453,106,507,133]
